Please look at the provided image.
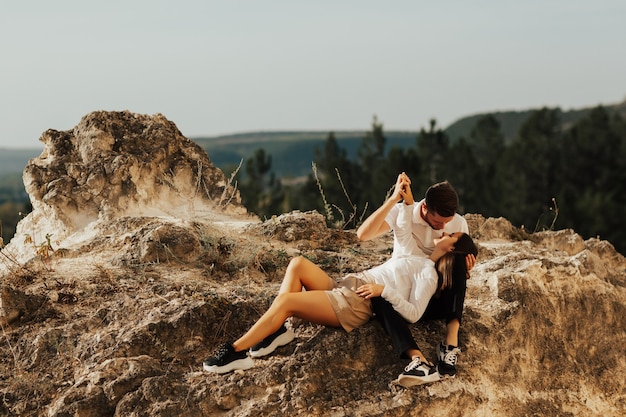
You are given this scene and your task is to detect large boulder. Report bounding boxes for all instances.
[6,110,252,264]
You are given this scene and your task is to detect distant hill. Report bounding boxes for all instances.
[195,99,626,177]
[445,100,626,144]
[1,100,624,180]
[0,148,39,176]
[193,131,418,178]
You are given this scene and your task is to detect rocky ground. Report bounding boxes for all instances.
[1,111,625,416]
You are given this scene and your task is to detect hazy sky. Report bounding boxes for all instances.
[1,0,624,149]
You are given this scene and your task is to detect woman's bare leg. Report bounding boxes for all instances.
[405,348,429,363]
[233,291,340,352]
[278,256,335,294]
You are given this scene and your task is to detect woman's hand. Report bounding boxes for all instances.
[401,173,415,205]
[356,283,384,299]
[391,172,414,205]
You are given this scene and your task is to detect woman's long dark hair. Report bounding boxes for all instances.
[435,233,477,296]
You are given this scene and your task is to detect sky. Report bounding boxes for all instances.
[1,0,625,149]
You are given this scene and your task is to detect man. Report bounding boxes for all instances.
[356,173,475,386]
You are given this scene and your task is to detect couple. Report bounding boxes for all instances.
[203,173,477,387]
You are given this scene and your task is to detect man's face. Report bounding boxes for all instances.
[422,205,454,230]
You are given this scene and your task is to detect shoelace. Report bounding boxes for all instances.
[212,344,230,359]
[404,358,423,372]
[443,347,461,365]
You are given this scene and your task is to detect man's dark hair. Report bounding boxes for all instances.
[424,181,459,217]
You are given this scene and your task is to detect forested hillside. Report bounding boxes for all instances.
[231,104,626,255]
[196,101,626,178]
[1,101,625,254]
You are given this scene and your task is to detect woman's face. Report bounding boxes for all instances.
[434,232,462,252]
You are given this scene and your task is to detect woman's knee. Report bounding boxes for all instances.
[272,293,293,310]
[287,256,315,276]
[287,255,306,270]
[268,293,294,320]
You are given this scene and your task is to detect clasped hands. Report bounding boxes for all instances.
[392,172,414,205]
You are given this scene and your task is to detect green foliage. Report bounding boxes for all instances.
[554,107,626,247]
[497,108,561,229]
[238,148,286,220]
[462,115,505,216]
[0,202,27,245]
[231,105,626,254]
[0,173,28,204]
[0,173,30,244]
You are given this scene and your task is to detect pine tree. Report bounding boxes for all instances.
[556,106,625,246]
[496,108,560,231]
[414,119,450,193]
[239,148,284,219]
[467,115,506,217]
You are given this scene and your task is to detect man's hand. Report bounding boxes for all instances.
[392,172,414,205]
[401,172,415,205]
[356,283,385,299]
[465,253,476,278]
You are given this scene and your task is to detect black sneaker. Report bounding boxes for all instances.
[437,342,461,378]
[203,343,254,374]
[250,324,295,358]
[397,357,440,387]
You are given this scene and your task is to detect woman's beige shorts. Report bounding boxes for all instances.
[325,273,373,332]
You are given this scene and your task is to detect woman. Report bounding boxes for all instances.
[358,173,478,386]
[202,228,476,374]
[389,232,478,387]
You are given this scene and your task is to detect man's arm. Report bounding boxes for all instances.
[356,173,410,241]
[356,198,395,241]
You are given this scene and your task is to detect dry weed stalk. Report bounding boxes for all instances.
[549,198,559,231]
[217,158,243,208]
[213,310,232,344]
[312,162,334,223]
[0,320,22,377]
[193,160,203,199]
[23,233,56,271]
[334,168,359,229]
[533,197,559,233]
[0,248,34,277]
[158,169,177,190]
[0,229,40,278]
[313,164,369,230]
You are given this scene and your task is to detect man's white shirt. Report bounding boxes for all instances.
[385,199,469,258]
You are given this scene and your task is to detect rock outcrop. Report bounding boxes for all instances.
[11,110,249,264]
[0,111,624,417]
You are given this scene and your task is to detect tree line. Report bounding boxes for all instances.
[0,173,29,245]
[238,106,626,255]
[1,105,624,255]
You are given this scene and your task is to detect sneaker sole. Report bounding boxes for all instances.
[249,329,295,358]
[203,357,254,374]
[397,372,441,387]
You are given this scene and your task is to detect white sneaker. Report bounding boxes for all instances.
[249,324,295,358]
[397,357,440,387]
